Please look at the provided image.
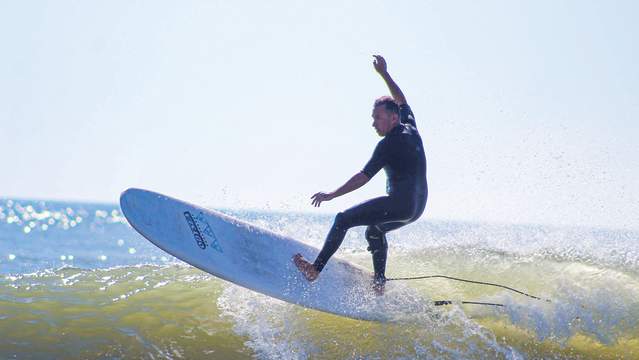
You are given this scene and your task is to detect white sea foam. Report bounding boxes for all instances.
[217,283,522,359]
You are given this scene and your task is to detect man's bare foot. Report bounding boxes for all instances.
[292,253,319,282]
[372,278,386,296]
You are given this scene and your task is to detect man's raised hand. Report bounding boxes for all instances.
[373,55,388,75]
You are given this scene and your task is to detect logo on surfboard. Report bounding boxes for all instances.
[183,211,223,253]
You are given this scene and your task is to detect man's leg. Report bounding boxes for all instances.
[365,197,427,282]
[313,196,404,272]
[367,193,428,292]
[364,225,388,281]
[294,196,412,281]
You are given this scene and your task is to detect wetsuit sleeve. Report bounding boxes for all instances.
[399,104,416,127]
[362,141,387,179]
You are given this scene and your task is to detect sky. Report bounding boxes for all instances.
[1,1,637,230]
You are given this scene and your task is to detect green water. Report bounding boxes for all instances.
[2,253,637,359]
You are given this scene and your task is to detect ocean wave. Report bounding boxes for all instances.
[1,199,638,358]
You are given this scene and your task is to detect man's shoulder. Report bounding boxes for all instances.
[387,124,421,147]
[399,103,417,127]
[388,123,417,136]
[404,123,419,134]
[376,136,390,148]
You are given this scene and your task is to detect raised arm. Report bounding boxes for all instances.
[373,55,407,105]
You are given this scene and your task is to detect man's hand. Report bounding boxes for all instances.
[311,192,334,207]
[373,55,388,75]
[373,54,407,105]
[311,172,369,208]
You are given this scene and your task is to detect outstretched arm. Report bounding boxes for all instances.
[311,172,370,207]
[373,55,407,105]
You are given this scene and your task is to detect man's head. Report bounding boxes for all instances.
[372,96,400,137]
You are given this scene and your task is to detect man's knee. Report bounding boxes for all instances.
[365,226,388,253]
[332,211,351,231]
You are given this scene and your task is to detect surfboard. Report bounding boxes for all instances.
[119,188,429,322]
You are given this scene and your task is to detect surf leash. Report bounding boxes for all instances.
[433,300,505,307]
[386,274,551,307]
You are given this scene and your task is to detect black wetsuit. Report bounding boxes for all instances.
[313,104,428,281]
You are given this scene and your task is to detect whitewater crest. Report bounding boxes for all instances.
[217,283,523,359]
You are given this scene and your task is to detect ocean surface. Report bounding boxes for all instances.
[1,198,638,359]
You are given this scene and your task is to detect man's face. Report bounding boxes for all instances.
[371,106,398,137]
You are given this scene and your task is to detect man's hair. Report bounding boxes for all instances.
[373,96,399,114]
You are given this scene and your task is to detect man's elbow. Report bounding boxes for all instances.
[358,171,371,184]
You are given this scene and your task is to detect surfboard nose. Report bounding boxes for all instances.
[120,188,156,228]
[120,188,140,215]
[119,188,135,208]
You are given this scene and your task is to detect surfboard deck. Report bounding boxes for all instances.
[120,188,429,322]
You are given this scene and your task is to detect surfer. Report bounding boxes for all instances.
[294,55,428,293]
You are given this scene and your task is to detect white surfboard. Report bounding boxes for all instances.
[120,188,429,322]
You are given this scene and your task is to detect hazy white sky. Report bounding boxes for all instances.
[1,1,637,230]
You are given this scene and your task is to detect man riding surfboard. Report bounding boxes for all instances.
[294,55,428,294]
